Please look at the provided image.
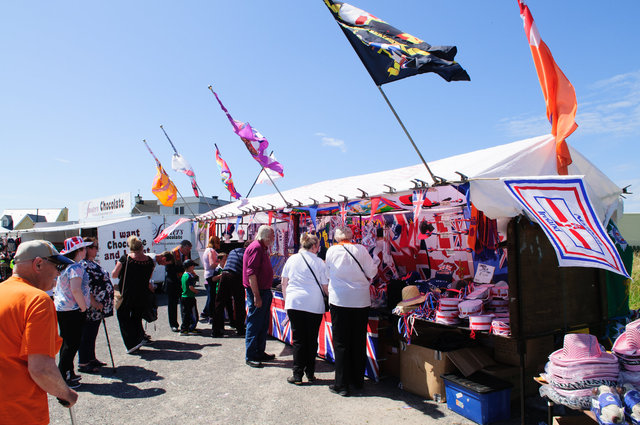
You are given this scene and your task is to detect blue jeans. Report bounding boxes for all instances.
[245,287,272,361]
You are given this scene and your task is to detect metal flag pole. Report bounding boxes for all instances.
[245,150,273,198]
[159,125,216,214]
[102,319,116,371]
[376,85,439,185]
[142,139,199,219]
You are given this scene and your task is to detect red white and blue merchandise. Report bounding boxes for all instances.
[504,177,629,277]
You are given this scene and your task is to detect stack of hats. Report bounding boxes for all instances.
[541,333,619,410]
[468,314,494,331]
[436,297,460,325]
[612,320,640,387]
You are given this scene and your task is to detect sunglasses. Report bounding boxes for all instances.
[41,257,69,272]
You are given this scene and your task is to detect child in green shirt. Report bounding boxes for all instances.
[180,259,199,335]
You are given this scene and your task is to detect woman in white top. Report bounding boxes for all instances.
[325,226,377,397]
[281,232,328,385]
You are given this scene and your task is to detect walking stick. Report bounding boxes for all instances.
[102,319,116,372]
[58,399,77,425]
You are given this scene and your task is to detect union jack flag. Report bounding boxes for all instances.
[269,292,292,344]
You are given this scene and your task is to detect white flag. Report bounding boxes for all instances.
[256,153,282,185]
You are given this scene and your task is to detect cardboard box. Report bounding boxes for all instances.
[446,346,495,377]
[379,342,401,379]
[400,345,456,401]
[493,335,554,368]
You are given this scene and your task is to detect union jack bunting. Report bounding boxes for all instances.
[504,177,629,277]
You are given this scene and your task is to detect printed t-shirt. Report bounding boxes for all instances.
[0,276,62,425]
[54,262,90,311]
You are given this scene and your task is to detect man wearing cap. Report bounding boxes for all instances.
[243,225,276,368]
[0,240,78,424]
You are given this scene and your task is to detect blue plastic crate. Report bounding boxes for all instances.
[442,373,512,425]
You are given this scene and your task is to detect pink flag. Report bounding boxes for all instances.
[211,89,284,176]
[154,218,191,244]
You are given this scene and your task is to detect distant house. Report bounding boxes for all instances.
[1,208,68,231]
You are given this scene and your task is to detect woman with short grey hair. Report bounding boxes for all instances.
[325,226,377,397]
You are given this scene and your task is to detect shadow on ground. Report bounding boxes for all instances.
[78,365,166,399]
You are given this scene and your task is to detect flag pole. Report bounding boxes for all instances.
[142,139,199,219]
[245,150,274,198]
[376,85,439,185]
[159,125,216,215]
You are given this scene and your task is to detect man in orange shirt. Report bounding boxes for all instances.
[0,240,78,424]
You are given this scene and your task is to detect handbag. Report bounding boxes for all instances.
[300,253,329,312]
[114,256,129,310]
[142,293,158,323]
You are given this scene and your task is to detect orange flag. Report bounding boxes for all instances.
[152,165,178,207]
[518,0,578,175]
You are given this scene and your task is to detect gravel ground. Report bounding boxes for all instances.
[46,277,547,425]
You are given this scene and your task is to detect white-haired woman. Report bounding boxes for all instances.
[281,232,328,385]
[325,226,377,397]
[111,236,154,354]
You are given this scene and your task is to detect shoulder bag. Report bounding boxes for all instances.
[342,245,370,282]
[114,256,129,310]
[300,253,329,312]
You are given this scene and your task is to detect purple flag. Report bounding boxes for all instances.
[211,90,284,177]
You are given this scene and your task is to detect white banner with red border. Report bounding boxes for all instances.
[503,176,629,277]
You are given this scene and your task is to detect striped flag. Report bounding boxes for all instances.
[214,145,242,200]
[171,153,200,197]
[154,217,191,244]
[518,0,577,175]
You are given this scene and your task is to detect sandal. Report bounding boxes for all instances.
[78,364,101,374]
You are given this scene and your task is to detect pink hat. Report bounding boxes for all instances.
[613,329,640,357]
[626,319,640,331]
[549,334,618,366]
[60,236,93,255]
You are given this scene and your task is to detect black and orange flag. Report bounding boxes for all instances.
[324,0,470,85]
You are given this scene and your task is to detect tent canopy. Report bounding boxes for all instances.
[200,135,621,222]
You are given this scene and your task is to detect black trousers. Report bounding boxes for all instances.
[166,280,181,329]
[57,309,86,378]
[330,304,369,389]
[213,271,246,333]
[78,318,101,364]
[180,297,197,332]
[287,309,323,379]
[116,305,144,350]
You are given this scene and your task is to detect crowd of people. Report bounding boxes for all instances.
[0,224,380,423]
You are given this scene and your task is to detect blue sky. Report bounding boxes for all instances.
[2,0,639,219]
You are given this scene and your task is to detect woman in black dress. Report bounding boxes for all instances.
[111,236,154,354]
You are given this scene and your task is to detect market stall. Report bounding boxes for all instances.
[197,134,628,414]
